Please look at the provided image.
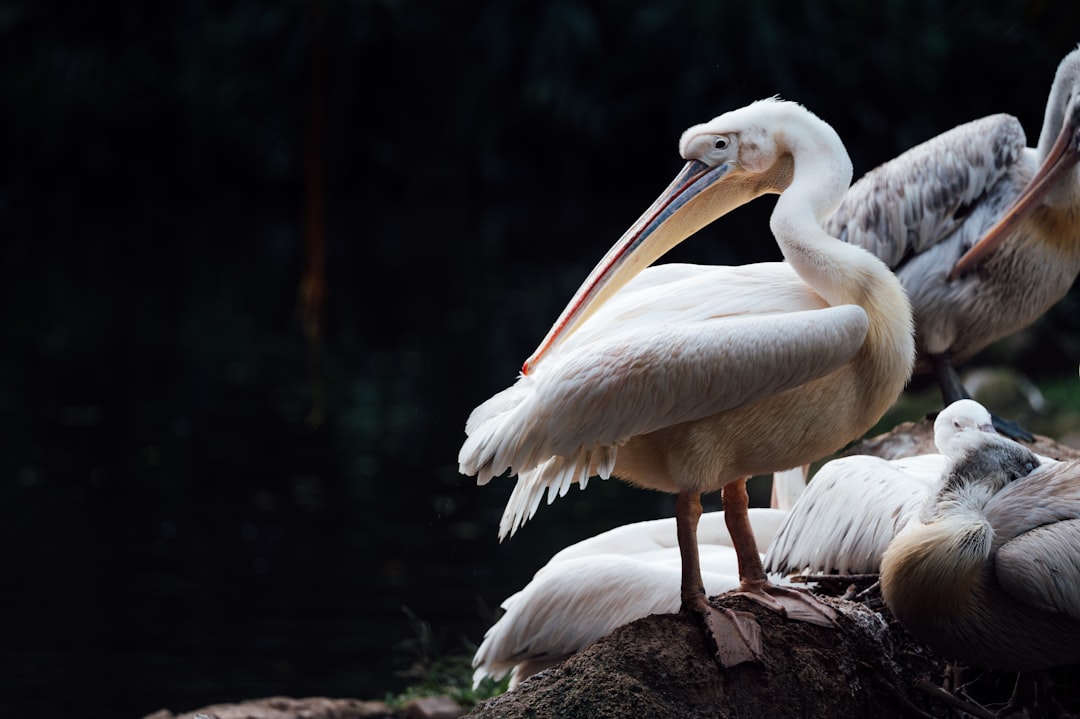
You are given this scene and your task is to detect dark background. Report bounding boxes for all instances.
[3,2,1080,717]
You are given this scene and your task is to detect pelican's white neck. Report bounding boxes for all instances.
[764,109,914,406]
[766,120,886,309]
[774,115,853,221]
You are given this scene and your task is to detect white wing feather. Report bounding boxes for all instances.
[472,508,789,688]
[548,507,788,563]
[471,552,740,687]
[764,399,1008,576]
[764,454,942,575]
[459,264,870,538]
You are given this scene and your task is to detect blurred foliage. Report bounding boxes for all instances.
[2,2,1080,717]
[386,654,507,712]
[387,606,508,710]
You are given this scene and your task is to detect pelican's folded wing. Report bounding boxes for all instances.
[545,508,789,564]
[996,518,1080,620]
[462,304,868,484]
[826,114,1026,268]
[764,455,938,575]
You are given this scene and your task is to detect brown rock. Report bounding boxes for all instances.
[467,595,919,719]
[144,696,395,719]
[403,695,465,719]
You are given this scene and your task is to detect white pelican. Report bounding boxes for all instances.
[471,508,789,688]
[459,98,915,667]
[825,47,1080,440]
[764,399,996,576]
[880,427,1080,671]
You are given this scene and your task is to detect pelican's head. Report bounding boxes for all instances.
[680,99,852,223]
[951,47,1080,279]
[932,399,995,452]
[678,99,798,182]
[522,98,845,373]
[1035,46,1080,203]
[925,430,1040,520]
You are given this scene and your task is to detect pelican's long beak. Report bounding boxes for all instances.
[521,160,725,373]
[950,105,1080,280]
[522,156,778,374]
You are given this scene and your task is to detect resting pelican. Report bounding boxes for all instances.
[880,428,1080,671]
[459,98,915,667]
[764,399,996,576]
[472,508,789,688]
[825,47,1080,440]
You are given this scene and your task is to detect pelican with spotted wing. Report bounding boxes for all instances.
[459,98,914,667]
[826,47,1080,440]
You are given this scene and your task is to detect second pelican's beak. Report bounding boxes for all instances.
[521,154,788,374]
[950,102,1080,280]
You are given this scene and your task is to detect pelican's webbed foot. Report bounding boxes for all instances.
[731,581,839,628]
[683,592,762,668]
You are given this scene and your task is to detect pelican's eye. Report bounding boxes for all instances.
[1025,461,1035,473]
[714,137,729,150]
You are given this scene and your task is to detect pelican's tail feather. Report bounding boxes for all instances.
[460,373,619,540]
[497,447,613,541]
[459,381,538,485]
[459,376,577,487]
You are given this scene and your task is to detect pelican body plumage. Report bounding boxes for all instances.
[459,98,914,667]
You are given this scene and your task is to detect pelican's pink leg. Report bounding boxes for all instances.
[676,489,761,667]
[723,479,838,627]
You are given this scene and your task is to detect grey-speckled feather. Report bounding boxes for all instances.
[827,114,1027,269]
